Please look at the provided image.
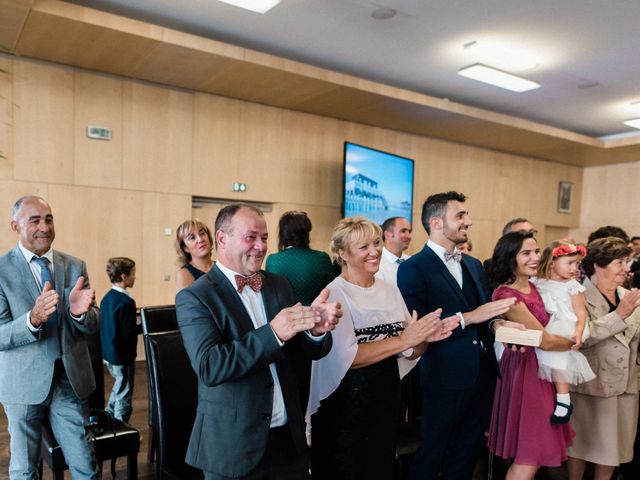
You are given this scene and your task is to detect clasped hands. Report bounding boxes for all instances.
[30,276,95,328]
[270,287,342,342]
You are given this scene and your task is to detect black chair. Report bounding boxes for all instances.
[39,332,141,479]
[147,331,202,479]
[140,305,179,337]
[140,305,179,463]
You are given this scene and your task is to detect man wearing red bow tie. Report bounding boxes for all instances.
[176,203,341,480]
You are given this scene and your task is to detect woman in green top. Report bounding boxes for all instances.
[266,211,335,305]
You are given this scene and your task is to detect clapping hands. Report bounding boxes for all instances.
[69,276,95,317]
[270,288,343,342]
[30,281,59,327]
[400,308,460,348]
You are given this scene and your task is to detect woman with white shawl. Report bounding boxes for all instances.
[306,216,458,479]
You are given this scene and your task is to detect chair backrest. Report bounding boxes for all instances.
[140,305,179,335]
[86,330,106,410]
[140,304,179,454]
[147,331,198,475]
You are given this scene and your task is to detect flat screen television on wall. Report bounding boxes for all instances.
[342,142,414,225]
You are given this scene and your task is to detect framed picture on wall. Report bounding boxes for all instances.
[557,181,573,214]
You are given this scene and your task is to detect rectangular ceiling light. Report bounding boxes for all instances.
[458,63,540,92]
[624,118,640,129]
[218,0,280,14]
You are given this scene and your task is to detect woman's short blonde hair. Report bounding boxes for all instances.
[330,216,382,266]
[175,219,213,266]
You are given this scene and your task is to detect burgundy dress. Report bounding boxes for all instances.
[489,283,575,466]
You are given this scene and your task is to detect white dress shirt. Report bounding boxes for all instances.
[215,261,287,427]
[375,246,410,286]
[427,239,463,288]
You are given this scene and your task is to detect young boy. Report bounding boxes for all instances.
[100,257,138,423]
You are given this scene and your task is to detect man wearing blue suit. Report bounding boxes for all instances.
[176,204,341,479]
[398,191,514,480]
[0,196,99,479]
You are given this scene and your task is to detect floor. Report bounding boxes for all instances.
[0,362,605,480]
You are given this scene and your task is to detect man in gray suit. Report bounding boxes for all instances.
[176,204,341,479]
[0,196,99,479]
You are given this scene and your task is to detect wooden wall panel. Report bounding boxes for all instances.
[0,56,12,180]
[372,132,583,261]
[141,192,191,306]
[280,111,344,207]
[192,93,239,198]
[13,59,74,183]
[0,180,48,252]
[122,81,193,194]
[0,56,592,302]
[574,161,640,243]
[543,226,570,246]
[47,184,145,303]
[237,102,284,202]
[74,71,123,188]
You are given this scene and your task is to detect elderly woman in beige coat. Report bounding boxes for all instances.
[568,237,640,480]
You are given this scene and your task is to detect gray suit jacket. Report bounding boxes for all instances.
[0,246,100,404]
[176,265,332,478]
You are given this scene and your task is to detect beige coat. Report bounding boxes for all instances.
[573,278,640,397]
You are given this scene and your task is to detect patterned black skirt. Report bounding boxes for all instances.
[310,355,401,480]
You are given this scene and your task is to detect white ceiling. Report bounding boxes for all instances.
[69,0,640,138]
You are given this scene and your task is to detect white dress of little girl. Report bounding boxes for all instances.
[533,278,596,385]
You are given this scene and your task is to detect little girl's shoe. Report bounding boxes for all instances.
[550,401,573,424]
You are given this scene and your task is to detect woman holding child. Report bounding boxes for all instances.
[487,231,575,480]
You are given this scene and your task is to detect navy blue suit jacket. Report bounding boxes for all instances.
[398,245,498,390]
[99,289,137,365]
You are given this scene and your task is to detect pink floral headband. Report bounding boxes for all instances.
[552,243,586,258]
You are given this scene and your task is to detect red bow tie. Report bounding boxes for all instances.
[235,273,263,293]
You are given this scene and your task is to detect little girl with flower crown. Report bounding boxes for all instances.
[533,241,596,424]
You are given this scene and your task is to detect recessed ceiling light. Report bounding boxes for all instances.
[217,0,280,14]
[464,41,538,71]
[624,118,640,129]
[458,64,540,93]
[372,7,397,20]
